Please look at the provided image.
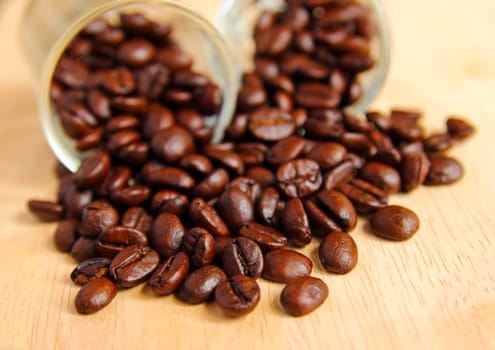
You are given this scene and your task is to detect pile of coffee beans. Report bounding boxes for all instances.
[27,1,475,317]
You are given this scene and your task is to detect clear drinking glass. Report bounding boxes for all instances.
[20,0,238,172]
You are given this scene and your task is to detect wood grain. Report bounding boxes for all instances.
[0,0,494,349]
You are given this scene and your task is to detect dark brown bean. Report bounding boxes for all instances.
[27,200,64,222]
[203,149,245,176]
[110,185,151,206]
[155,47,193,71]
[148,252,190,295]
[104,115,140,133]
[358,162,401,194]
[193,168,229,199]
[97,226,148,258]
[266,136,306,165]
[215,275,260,317]
[141,104,175,138]
[54,57,89,88]
[75,277,117,314]
[121,206,152,234]
[150,190,189,216]
[400,153,431,192]
[109,245,160,288]
[390,109,424,142]
[146,167,195,191]
[151,126,195,164]
[318,231,358,274]
[317,188,358,233]
[78,200,119,237]
[71,237,98,262]
[117,38,156,67]
[136,63,170,100]
[106,130,141,154]
[177,265,227,304]
[336,178,388,214]
[425,155,464,185]
[189,198,230,236]
[239,222,287,251]
[246,167,275,188]
[257,187,282,227]
[218,188,254,231]
[182,227,216,268]
[280,277,328,317]
[281,198,311,247]
[87,89,111,119]
[423,133,453,153]
[74,150,110,188]
[322,159,356,190]
[101,68,136,95]
[150,213,185,257]
[227,177,262,204]
[370,205,420,241]
[277,159,322,198]
[71,257,112,285]
[248,108,295,142]
[307,142,347,170]
[262,249,312,283]
[54,219,79,252]
[194,83,222,115]
[179,154,213,176]
[295,83,341,109]
[303,199,341,237]
[446,117,475,140]
[222,237,264,278]
[255,24,293,56]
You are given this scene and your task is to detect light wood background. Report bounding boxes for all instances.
[1,0,494,349]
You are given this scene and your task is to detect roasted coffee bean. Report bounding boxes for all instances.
[215,236,235,260]
[218,189,254,231]
[358,162,401,194]
[239,222,287,251]
[142,104,175,138]
[215,275,260,317]
[150,190,189,216]
[71,257,112,285]
[76,128,103,151]
[189,198,230,236]
[235,142,267,167]
[75,277,117,314]
[318,231,358,274]
[176,109,213,143]
[74,150,110,188]
[423,133,453,153]
[294,30,315,53]
[155,47,193,71]
[78,200,119,237]
[295,83,341,110]
[400,141,425,157]
[179,154,213,176]
[150,213,185,257]
[203,149,245,176]
[97,226,148,258]
[248,108,295,142]
[255,24,293,56]
[117,38,156,67]
[87,89,111,119]
[281,198,311,247]
[101,68,136,95]
[336,178,388,214]
[111,96,148,114]
[121,206,152,234]
[63,189,93,220]
[110,185,150,206]
[322,159,356,190]
[425,154,464,185]
[370,205,420,241]
[118,141,149,165]
[400,153,431,192]
[368,130,401,166]
[182,227,216,268]
[193,168,229,199]
[54,219,79,252]
[277,159,322,198]
[316,190,357,232]
[222,237,263,278]
[194,83,222,115]
[257,187,282,227]
[339,132,376,157]
[54,57,89,88]
[266,136,306,165]
[304,110,345,140]
[390,109,424,141]
[106,130,141,154]
[307,142,347,170]
[303,199,341,237]
[446,117,475,140]
[246,167,275,187]
[109,245,160,288]
[280,277,328,317]
[173,70,209,88]
[148,252,190,295]
[225,113,249,140]
[227,177,262,204]
[104,115,140,133]
[280,54,329,80]
[366,111,391,132]
[146,167,195,191]
[27,200,64,222]
[177,265,227,304]
[82,18,110,36]
[262,249,312,283]
[71,237,98,262]
[136,63,170,100]
[120,12,152,35]
[151,126,195,163]
[255,57,279,80]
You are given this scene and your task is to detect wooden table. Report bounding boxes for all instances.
[1,0,494,349]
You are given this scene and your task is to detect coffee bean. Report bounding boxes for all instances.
[182,227,216,268]
[109,245,159,287]
[150,190,189,216]
[87,89,111,119]
[262,249,312,283]
[193,168,229,199]
[146,167,195,191]
[400,153,431,192]
[266,136,306,165]
[390,109,424,142]
[225,113,249,140]
[318,231,358,274]
[121,206,152,234]
[277,159,322,198]
[136,63,170,100]
[257,187,282,227]
[280,277,328,317]
[195,83,222,115]
[71,257,112,285]
[101,68,136,95]
[307,142,347,170]
[71,237,98,262]
[303,199,341,237]
[322,159,356,190]
[203,149,245,176]
[106,130,141,154]
[336,178,388,214]
[189,198,230,236]
[222,237,263,278]
[246,167,275,188]
[281,198,311,247]
[423,133,453,153]
[97,226,148,258]
[358,162,401,194]
[215,275,260,317]
[150,213,185,257]
[446,117,475,140]
[239,222,287,251]
[117,38,156,67]
[366,111,391,132]
[155,47,193,71]
[249,108,295,142]
[78,200,119,237]
[215,236,235,260]
[142,104,175,138]
[295,83,341,109]
[74,150,110,188]
[151,126,195,164]
[111,96,148,114]
[54,219,78,252]
[104,115,140,133]
[148,252,190,295]
[425,154,464,185]
[177,265,227,304]
[110,185,151,206]
[82,18,110,36]
[27,200,64,222]
[176,109,213,143]
[75,277,117,314]
[63,189,93,220]
[235,142,268,167]
[255,24,293,56]
[179,154,213,176]
[54,57,89,88]
[218,189,254,232]
[370,205,420,241]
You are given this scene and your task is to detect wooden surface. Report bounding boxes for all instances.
[1,0,494,349]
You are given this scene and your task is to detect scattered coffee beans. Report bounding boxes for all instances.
[27,2,476,318]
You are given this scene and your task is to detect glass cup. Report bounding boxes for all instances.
[20,0,238,172]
